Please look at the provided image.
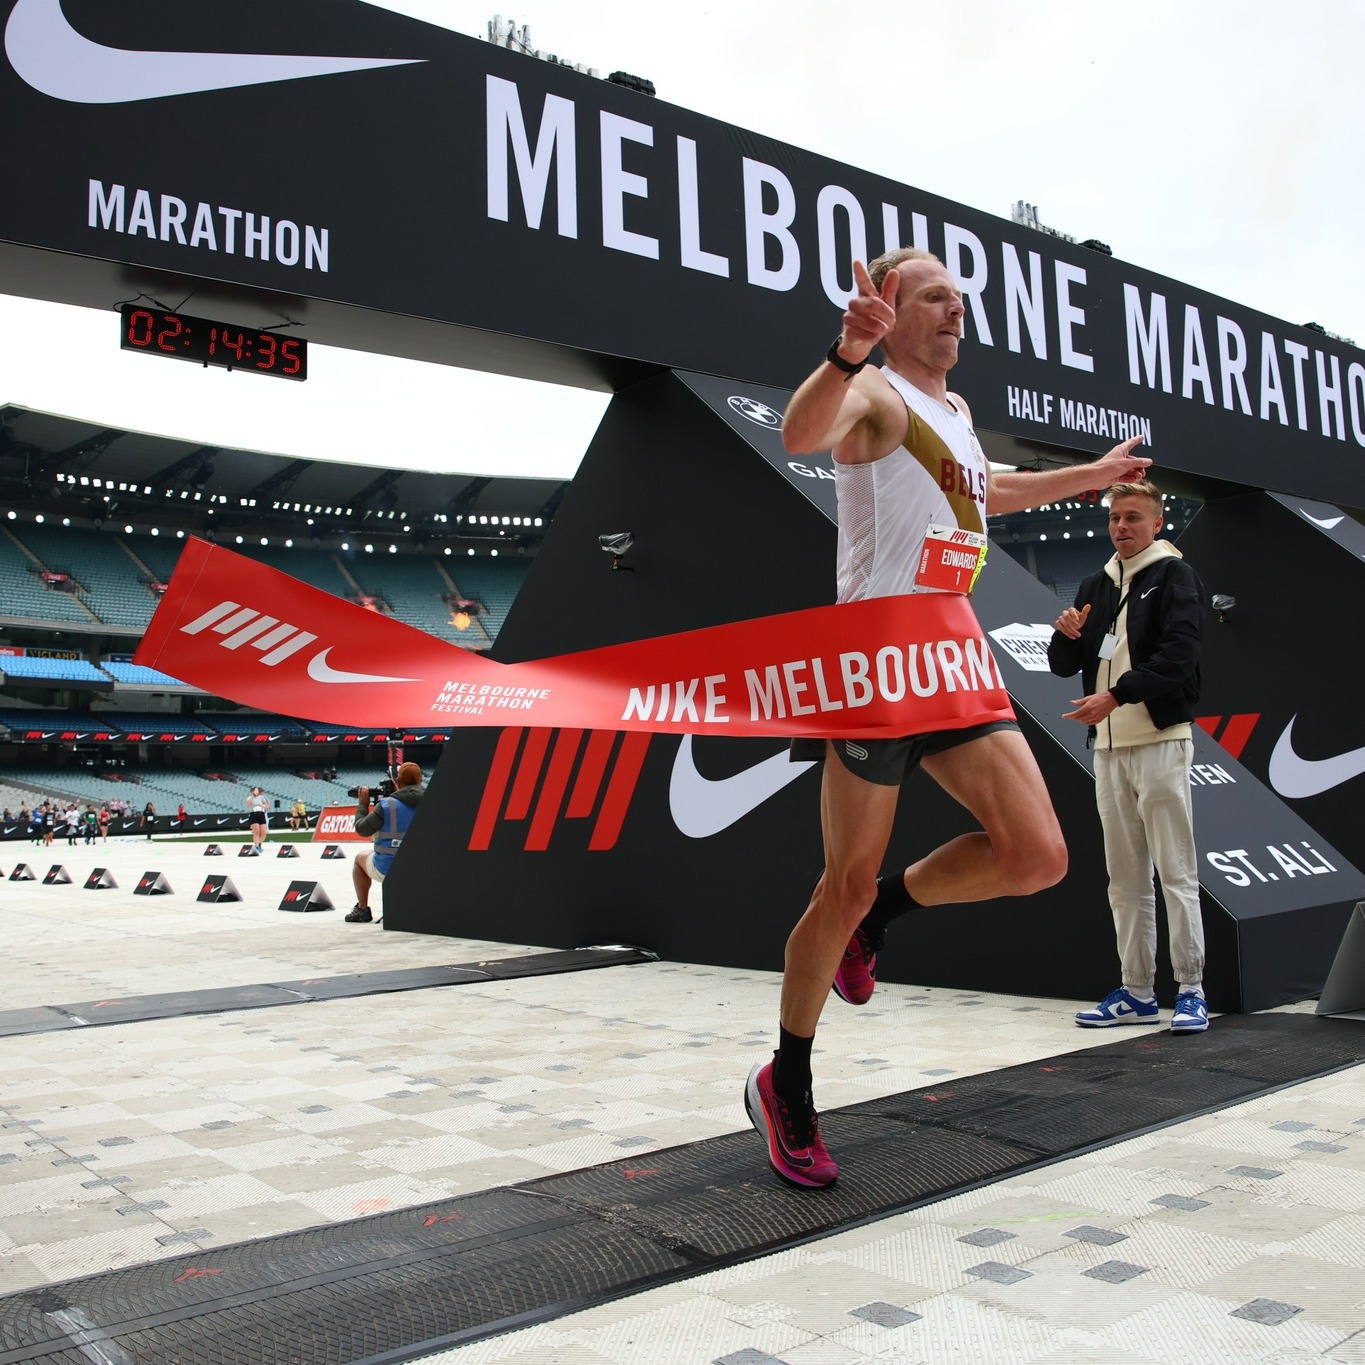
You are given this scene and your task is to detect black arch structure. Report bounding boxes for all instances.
[4,0,1365,1008]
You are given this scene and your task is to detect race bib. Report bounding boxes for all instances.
[915,523,987,594]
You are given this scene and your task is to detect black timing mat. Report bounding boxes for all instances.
[0,947,655,1036]
[1,1014,1359,1364]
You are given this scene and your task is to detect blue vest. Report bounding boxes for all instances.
[372,794,417,876]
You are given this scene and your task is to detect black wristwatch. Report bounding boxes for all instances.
[826,336,869,375]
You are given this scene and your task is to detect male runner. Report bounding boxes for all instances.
[746,248,1151,1188]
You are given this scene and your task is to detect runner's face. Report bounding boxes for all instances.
[1108,496,1163,559]
[888,260,965,372]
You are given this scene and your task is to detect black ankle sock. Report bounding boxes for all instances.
[860,873,920,940]
[773,1025,813,1104]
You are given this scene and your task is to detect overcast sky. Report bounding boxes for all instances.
[2,0,1360,480]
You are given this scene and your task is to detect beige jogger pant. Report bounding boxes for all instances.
[1094,737,1205,993]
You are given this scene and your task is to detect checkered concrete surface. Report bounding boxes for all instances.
[2,835,1363,1363]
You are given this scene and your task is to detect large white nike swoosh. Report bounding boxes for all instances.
[1268,715,1365,798]
[306,649,419,686]
[1299,509,1344,530]
[669,735,815,839]
[5,0,424,104]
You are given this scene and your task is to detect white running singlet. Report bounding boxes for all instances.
[834,367,989,604]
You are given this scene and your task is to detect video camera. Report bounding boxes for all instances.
[348,777,397,803]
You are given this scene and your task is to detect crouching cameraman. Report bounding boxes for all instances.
[346,761,425,923]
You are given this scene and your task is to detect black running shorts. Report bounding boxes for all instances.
[789,719,1021,787]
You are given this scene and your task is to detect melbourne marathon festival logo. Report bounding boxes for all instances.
[180,600,418,685]
[3,0,425,103]
[727,397,783,429]
[986,622,1056,673]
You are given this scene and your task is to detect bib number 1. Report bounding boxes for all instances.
[916,523,987,594]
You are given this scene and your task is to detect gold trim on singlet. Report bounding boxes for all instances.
[902,405,986,536]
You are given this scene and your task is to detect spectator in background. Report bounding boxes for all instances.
[177,802,187,822]
[246,786,270,853]
[347,764,425,924]
[289,796,307,831]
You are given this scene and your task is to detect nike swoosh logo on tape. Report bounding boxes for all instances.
[4,0,424,104]
[1299,509,1344,530]
[1268,716,1365,799]
[669,735,815,838]
[306,648,419,686]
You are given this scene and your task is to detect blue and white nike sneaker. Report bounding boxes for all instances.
[1170,991,1210,1033]
[1075,987,1161,1028]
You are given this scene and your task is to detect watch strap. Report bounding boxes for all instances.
[826,337,869,375]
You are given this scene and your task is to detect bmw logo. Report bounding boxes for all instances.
[727,396,783,428]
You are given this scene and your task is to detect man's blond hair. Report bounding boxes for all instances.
[1105,479,1163,513]
[868,247,943,291]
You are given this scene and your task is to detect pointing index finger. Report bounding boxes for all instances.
[852,258,875,298]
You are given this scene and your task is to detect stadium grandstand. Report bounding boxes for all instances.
[0,403,1203,831]
[0,403,563,830]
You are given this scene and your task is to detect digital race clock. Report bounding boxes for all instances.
[118,305,307,380]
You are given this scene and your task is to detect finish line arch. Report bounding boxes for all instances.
[4,0,1364,1007]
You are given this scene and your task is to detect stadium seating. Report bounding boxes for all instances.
[235,543,355,598]
[122,532,184,584]
[9,523,157,628]
[0,707,120,734]
[194,713,310,738]
[343,552,475,641]
[446,557,530,638]
[1029,538,1102,604]
[1,525,532,638]
[0,655,111,684]
[0,528,96,626]
[100,661,190,687]
[0,760,439,818]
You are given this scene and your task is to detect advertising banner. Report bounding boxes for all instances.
[312,806,365,843]
[1,2,1362,501]
[133,537,1015,739]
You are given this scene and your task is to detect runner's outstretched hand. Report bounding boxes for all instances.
[837,259,899,363]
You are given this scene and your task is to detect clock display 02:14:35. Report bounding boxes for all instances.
[119,305,307,380]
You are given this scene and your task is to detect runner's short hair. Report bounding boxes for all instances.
[868,247,944,291]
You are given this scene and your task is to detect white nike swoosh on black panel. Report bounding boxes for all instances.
[1268,716,1365,798]
[669,735,815,838]
[4,0,424,104]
